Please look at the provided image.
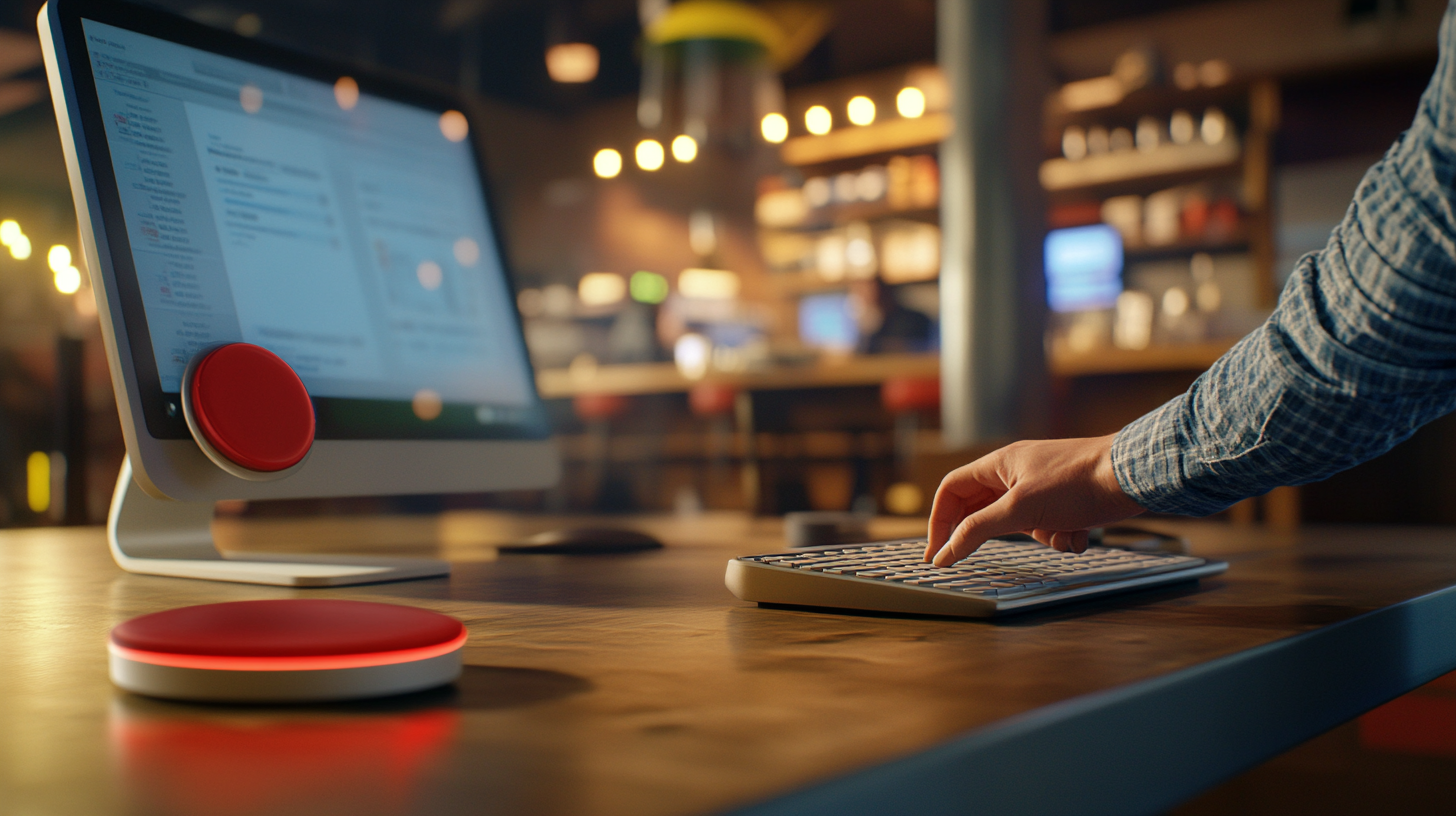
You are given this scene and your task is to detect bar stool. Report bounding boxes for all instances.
[687,383,733,511]
[574,393,630,511]
[687,383,761,513]
[880,377,940,515]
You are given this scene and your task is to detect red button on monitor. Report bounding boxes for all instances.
[109,600,468,702]
[187,343,314,473]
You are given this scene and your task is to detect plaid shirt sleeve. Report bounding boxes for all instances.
[1111,1,1456,517]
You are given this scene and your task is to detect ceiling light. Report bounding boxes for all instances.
[546,43,599,83]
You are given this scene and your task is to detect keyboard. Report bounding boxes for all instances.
[725,538,1226,618]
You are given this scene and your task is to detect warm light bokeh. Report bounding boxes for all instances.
[333,77,359,110]
[896,86,926,119]
[671,134,698,163]
[635,139,665,171]
[593,148,623,178]
[761,113,788,143]
[804,105,832,136]
[545,43,600,83]
[439,110,469,142]
[578,272,627,306]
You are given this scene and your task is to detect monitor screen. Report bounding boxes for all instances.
[78,19,542,439]
[1043,224,1123,313]
[798,292,858,351]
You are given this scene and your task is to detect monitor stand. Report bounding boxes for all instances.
[107,456,451,587]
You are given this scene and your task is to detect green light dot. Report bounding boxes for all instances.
[630,270,669,304]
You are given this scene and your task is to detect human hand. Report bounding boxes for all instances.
[924,434,1145,565]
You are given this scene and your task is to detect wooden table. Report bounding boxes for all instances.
[535,354,941,399]
[3,514,1456,816]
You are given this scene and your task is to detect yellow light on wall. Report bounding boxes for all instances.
[761,113,788,143]
[670,134,698,163]
[846,96,876,126]
[593,148,623,178]
[678,268,740,300]
[545,42,600,83]
[896,86,926,118]
[47,245,70,272]
[48,245,83,294]
[804,105,832,136]
[2,220,31,260]
[26,451,48,514]
[54,266,81,295]
[635,139,665,171]
[334,76,359,110]
[578,272,627,306]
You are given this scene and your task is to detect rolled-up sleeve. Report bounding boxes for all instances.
[1111,1,1456,516]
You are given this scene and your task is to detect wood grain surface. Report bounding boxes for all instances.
[3,514,1456,816]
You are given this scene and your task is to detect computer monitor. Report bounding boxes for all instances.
[1043,223,1123,313]
[39,0,558,585]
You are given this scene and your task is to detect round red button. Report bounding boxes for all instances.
[111,600,465,659]
[188,343,314,472]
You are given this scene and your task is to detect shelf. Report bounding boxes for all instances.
[1048,339,1235,377]
[1123,235,1250,262]
[537,353,941,399]
[1039,139,1240,191]
[1044,81,1254,131]
[758,205,939,233]
[781,113,952,166]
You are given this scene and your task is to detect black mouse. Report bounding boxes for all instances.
[496,527,665,555]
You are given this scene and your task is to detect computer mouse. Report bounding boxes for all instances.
[497,527,665,555]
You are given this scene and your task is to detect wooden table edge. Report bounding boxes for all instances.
[731,582,1456,816]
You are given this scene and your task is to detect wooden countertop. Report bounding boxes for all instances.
[3,514,1456,815]
[536,353,941,398]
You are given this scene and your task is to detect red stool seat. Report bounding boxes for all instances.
[574,393,629,421]
[109,600,466,702]
[881,377,941,415]
[689,383,738,417]
[185,343,314,473]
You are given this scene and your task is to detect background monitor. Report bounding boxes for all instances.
[41,0,558,504]
[1043,224,1123,313]
[798,292,859,352]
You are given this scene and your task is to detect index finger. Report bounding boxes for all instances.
[925,466,1000,558]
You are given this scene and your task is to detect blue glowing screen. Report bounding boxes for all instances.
[1044,224,1123,312]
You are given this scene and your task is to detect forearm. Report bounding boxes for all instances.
[1112,1,1456,515]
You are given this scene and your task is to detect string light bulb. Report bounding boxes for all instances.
[896,86,926,118]
[593,148,622,178]
[761,113,788,144]
[671,134,697,163]
[804,105,832,136]
[635,139,665,171]
[846,96,876,126]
